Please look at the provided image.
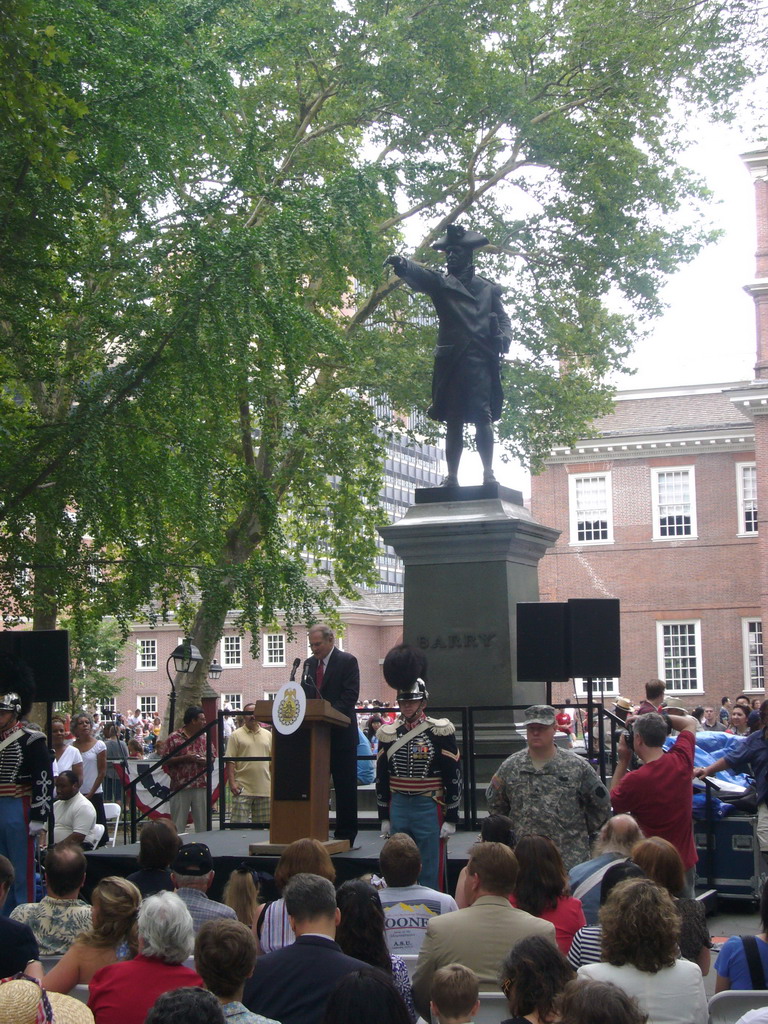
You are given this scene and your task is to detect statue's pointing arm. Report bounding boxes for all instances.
[384,255,441,296]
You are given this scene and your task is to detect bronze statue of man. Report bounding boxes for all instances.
[385,223,511,486]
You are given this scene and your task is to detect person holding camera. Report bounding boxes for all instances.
[609,709,698,897]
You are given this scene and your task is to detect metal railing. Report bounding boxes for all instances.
[113,700,625,841]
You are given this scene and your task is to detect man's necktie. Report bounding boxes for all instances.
[316,660,324,692]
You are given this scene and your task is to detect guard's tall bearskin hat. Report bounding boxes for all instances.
[382,644,429,702]
[0,652,36,717]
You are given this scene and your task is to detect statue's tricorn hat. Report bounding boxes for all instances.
[432,223,489,251]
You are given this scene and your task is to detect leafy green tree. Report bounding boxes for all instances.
[1,0,765,713]
[58,615,126,718]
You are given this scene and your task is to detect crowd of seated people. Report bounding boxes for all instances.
[9,795,768,1024]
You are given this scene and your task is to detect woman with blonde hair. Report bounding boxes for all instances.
[44,876,141,993]
[630,836,711,974]
[222,864,261,927]
[577,878,707,1024]
[253,837,335,953]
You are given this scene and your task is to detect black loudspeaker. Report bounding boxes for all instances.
[567,599,621,679]
[0,629,70,703]
[516,603,570,682]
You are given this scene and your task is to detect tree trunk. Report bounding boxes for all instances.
[30,516,59,730]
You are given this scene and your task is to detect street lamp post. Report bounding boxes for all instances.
[166,638,203,734]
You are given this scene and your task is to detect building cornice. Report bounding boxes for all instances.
[547,431,755,463]
[545,381,757,462]
[744,279,768,299]
[742,148,768,182]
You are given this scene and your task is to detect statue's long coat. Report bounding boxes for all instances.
[394,258,511,423]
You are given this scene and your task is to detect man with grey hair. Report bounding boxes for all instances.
[567,814,644,925]
[302,625,360,845]
[88,890,203,1024]
[610,709,698,896]
[486,705,611,870]
[244,873,371,1024]
[170,843,237,933]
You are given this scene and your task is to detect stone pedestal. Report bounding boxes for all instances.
[379,485,560,708]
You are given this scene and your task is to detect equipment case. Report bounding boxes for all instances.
[694,814,764,902]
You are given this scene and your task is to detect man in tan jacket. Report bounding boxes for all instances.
[411,842,556,1018]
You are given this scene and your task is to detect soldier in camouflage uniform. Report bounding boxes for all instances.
[377,645,461,891]
[486,704,610,871]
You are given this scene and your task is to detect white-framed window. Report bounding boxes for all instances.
[652,467,697,540]
[568,473,614,544]
[263,691,278,701]
[263,633,286,667]
[737,463,758,536]
[100,697,116,717]
[574,676,619,697]
[221,635,243,668]
[656,620,702,692]
[223,693,243,711]
[136,638,157,671]
[742,618,764,691]
[138,695,157,715]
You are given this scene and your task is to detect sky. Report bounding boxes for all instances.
[623,123,758,390]
[478,120,765,496]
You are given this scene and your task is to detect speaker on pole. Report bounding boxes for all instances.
[567,599,621,679]
[516,603,570,682]
[0,630,70,703]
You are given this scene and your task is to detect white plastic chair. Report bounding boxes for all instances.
[71,984,89,1003]
[473,992,508,1024]
[89,823,105,847]
[103,802,121,846]
[708,990,768,1024]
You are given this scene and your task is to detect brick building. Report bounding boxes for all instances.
[108,594,404,719]
[532,145,768,710]
[532,381,760,706]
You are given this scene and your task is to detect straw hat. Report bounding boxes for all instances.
[0,978,93,1024]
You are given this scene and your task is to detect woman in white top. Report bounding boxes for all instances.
[577,878,707,1024]
[72,712,108,847]
[51,716,83,791]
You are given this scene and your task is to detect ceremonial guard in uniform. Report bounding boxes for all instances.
[376,645,461,891]
[0,656,53,913]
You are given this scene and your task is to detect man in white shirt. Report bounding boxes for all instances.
[378,832,458,954]
[53,770,101,848]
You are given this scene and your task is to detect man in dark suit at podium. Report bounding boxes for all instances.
[303,625,360,846]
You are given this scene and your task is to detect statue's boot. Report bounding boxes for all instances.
[440,474,459,487]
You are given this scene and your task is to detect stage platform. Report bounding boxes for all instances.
[84,828,479,901]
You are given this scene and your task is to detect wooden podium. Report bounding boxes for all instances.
[248,698,351,855]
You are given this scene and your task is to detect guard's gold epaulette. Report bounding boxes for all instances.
[427,717,455,736]
[378,722,399,742]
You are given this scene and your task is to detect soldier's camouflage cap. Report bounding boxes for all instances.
[523,704,556,726]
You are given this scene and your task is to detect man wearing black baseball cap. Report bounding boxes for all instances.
[170,843,237,933]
